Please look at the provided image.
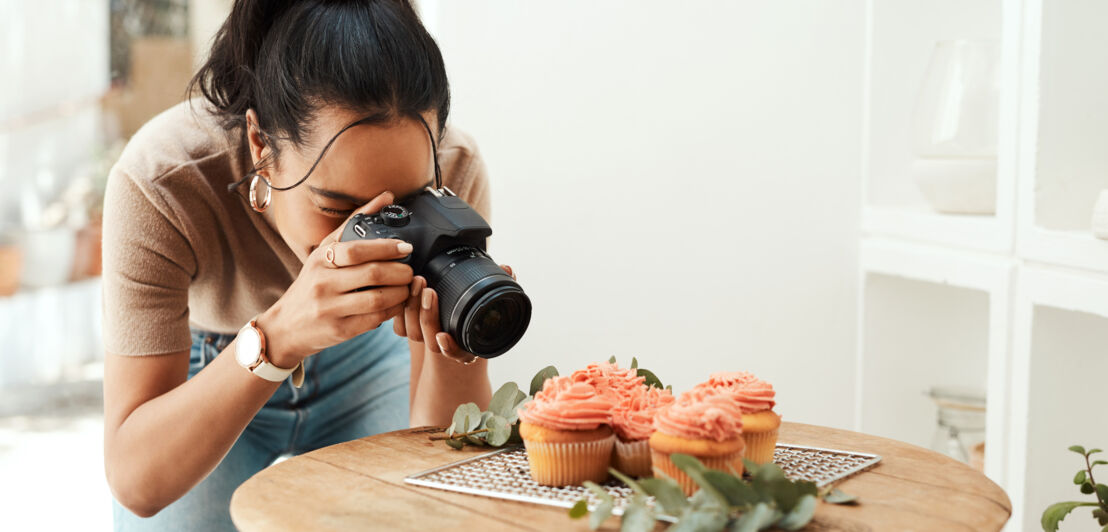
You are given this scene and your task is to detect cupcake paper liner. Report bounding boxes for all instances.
[651,449,744,496]
[742,428,779,465]
[612,438,652,478]
[522,434,616,486]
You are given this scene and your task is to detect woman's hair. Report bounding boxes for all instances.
[189,0,449,167]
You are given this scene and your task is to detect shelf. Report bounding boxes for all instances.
[860,236,1014,292]
[857,274,992,457]
[862,205,1012,254]
[1020,227,1108,276]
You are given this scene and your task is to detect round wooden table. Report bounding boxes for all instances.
[230,422,1011,531]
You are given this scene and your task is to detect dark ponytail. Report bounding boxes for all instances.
[188,0,450,161]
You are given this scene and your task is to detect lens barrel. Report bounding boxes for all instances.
[424,247,531,358]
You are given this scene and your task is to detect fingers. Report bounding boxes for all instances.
[500,264,516,280]
[419,287,443,354]
[329,260,413,293]
[436,332,476,364]
[330,286,411,318]
[403,276,426,342]
[322,239,412,269]
[341,301,406,337]
[320,190,397,246]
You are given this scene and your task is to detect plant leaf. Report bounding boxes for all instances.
[590,500,613,530]
[1094,508,1108,526]
[608,467,646,496]
[670,453,729,506]
[669,509,729,532]
[444,437,464,450]
[1042,501,1099,532]
[467,411,493,444]
[609,355,617,364]
[488,381,522,418]
[823,488,859,505]
[640,477,689,516]
[445,421,456,437]
[703,470,760,507]
[631,357,638,369]
[529,365,559,396]
[485,415,511,447]
[1082,482,1096,494]
[507,422,522,444]
[729,502,780,532]
[1070,445,1088,455]
[1089,448,1103,455]
[1097,483,1108,503]
[620,495,656,532]
[452,402,481,434]
[568,499,589,519]
[777,494,818,530]
[1093,460,1108,467]
[583,481,615,504]
[637,368,664,389]
[1076,470,1088,485]
[507,395,531,424]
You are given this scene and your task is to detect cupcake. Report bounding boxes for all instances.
[695,372,781,464]
[649,388,745,495]
[570,361,644,397]
[610,384,675,477]
[517,375,618,486]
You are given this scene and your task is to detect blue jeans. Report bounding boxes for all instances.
[112,321,411,531]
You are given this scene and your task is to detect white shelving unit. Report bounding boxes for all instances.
[858,1,1108,530]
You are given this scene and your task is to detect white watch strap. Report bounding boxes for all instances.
[252,360,296,383]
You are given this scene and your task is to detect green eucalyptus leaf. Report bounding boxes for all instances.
[768,477,803,511]
[608,355,617,364]
[670,453,707,475]
[507,422,522,444]
[670,453,729,506]
[583,481,615,504]
[1094,508,1108,526]
[466,411,493,444]
[608,467,646,496]
[568,499,589,519]
[1082,482,1096,495]
[507,396,531,424]
[669,509,729,532]
[529,365,559,396]
[729,502,780,532]
[637,368,664,389]
[620,495,656,532]
[488,381,522,418]
[1097,483,1108,503]
[590,500,613,530]
[1076,470,1088,485]
[751,463,789,505]
[1042,501,1098,532]
[703,470,759,507]
[485,415,511,447]
[640,477,689,516]
[444,437,464,450]
[688,488,727,511]
[823,488,859,505]
[453,402,481,434]
[777,494,818,530]
[445,421,456,437]
[1070,445,1088,455]
[631,357,639,369]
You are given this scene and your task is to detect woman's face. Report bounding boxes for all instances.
[246,107,436,263]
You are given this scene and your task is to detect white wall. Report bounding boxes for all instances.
[431,1,864,429]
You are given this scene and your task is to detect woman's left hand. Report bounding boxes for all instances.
[394,264,516,364]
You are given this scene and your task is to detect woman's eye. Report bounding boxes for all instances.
[319,206,353,217]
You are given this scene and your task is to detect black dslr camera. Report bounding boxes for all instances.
[340,187,531,358]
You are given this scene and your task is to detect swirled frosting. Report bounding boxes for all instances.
[517,375,616,430]
[653,388,744,442]
[693,371,776,413]
[570,362,644,397]
[610,384,675,441]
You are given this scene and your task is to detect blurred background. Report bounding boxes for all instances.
[2,1,1107,530]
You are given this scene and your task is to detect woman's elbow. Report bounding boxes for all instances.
[105,460,169,518]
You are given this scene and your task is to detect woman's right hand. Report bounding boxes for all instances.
[256,191,415,368]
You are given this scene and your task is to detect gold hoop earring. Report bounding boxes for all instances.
[248,174,272,212]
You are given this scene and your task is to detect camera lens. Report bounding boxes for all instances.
[424,247,532,358]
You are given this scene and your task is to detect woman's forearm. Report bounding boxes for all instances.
[104,342,281,517]
[408,341,492,427]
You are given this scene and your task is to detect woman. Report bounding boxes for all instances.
[101,1,501,529]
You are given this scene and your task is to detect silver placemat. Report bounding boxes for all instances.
[404,443,880,516]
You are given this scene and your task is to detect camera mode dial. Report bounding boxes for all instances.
[381,205,411,227]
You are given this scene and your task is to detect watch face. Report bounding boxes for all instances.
[235,327,262,367]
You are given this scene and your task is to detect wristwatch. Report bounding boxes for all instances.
[235,318,304,388]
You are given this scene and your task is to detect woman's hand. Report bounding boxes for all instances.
[394,265,516,364]
[258,191,415,368]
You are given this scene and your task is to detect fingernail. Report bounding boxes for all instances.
[397,241,413,254]
[422,289,432,310]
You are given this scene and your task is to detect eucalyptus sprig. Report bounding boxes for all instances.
[569,456,858,531]
[437,366,561,450]
[608,355,671,392]
[1042,444,1108,532]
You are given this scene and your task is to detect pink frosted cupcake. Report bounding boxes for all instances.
[649,388,745,495]
[610,384,675,477]
[517,376,618,486]
[570,361,644,397]
[694,372,781,464]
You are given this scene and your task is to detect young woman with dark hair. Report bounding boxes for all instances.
[101,1,502,529]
